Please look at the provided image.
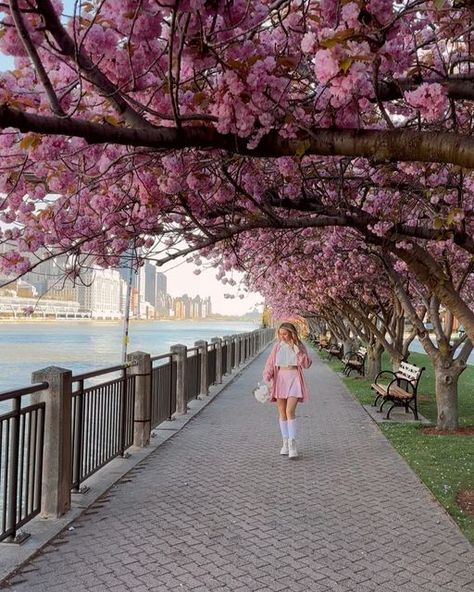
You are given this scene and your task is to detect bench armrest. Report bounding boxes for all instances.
[386,377,400,394]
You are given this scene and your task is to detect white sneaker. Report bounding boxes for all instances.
[280,438,289,455]
[288,438,298,459]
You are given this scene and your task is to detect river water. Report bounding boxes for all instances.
[0,319,259,395]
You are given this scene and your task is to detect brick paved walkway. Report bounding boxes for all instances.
[4,349,473,592]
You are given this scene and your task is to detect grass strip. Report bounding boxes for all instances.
[315,346,474,543]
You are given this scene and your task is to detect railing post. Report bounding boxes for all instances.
[171,344,187,415]
[224,336,232,374]
[128,351,152,448]
[194,340,209,397]
[211,337,222,384]
[233,334,240,367]
[31,366,72,518]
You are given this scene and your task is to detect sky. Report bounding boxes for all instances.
[162,258,263,316]
[0,2,263,316]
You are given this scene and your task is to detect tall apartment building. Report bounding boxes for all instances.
[202,297,212,318]
[144,261,157,309]
[21,252,70,297]
[53,267,123,319]
[156,272,167,293]
[118,258,165,318]
[173,295,212,320]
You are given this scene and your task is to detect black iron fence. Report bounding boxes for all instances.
[150,355,176,429]
[0,327,274,543]
[207,344,217,389]
[185,347,201,401]
[71,365,136,492]
[221,343,229,375]
[0,384,46,543]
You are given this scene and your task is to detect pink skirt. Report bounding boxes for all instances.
[274,368,303,399]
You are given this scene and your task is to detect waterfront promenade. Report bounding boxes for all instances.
[3,350,473,592]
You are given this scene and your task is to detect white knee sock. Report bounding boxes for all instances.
[288,419,296,440]
[279,419,288,439]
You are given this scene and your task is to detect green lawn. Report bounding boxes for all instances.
[313,344,474,543]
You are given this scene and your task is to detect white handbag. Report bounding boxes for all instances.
[253,382,271,403]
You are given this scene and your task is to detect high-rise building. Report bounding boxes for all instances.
[144,261,157,309]
[202,297,212,318]
[192,296,202,318]
[21,252,69,297]
[156,272,167,294]
[172,294,212,319]
[74,267,123,318]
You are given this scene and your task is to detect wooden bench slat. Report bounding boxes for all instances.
[387,386,412,400]
[371,383,387,396]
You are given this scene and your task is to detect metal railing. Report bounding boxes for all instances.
[0,384,46,543]
[71,365,136,492]
[207,344,217,388]
[1,326,275,543]
[150,354,176,429]
[221,343,229,375]
[185,347,201,401]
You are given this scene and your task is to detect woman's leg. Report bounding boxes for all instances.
[286,397,299,458]
[276,398,288,421]
[276,399,289,454]
[286,397,299,420]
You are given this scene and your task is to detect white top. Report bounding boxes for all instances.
[275,342,298,366]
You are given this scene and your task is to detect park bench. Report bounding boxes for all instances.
[371,361,425,420]
[328,342,343,360]
[342,346,367,376]
[318,337,330,350]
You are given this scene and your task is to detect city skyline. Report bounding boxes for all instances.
[162,258,262,316]
[0,244,262,318]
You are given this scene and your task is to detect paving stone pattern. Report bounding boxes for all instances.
[4,351,473,592]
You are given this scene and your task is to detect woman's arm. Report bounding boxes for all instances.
[295,342,312,369]
[263,343,278,381]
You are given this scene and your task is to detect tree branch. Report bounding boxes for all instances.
[4,103,474,168]
[36,0,149,128]
[9,0,65,116]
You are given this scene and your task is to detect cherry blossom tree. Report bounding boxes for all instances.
[207,224,473,429]
[2,1,474,270]
[1,0,474,396]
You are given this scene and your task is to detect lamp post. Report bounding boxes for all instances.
[121,255,135,364]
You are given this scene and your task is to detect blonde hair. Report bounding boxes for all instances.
[277,322,300,343]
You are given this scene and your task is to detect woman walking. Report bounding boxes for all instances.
[263,322,312,459]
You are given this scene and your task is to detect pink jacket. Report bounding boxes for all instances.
[263,341,312,402]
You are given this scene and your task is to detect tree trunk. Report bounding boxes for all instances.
[433,361,464,430]
[391,354,404,372]
[343,338,355,356]
[366,343,383,381]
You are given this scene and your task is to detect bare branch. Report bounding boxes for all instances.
[36,0,149,128]
[9,0,65,115]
